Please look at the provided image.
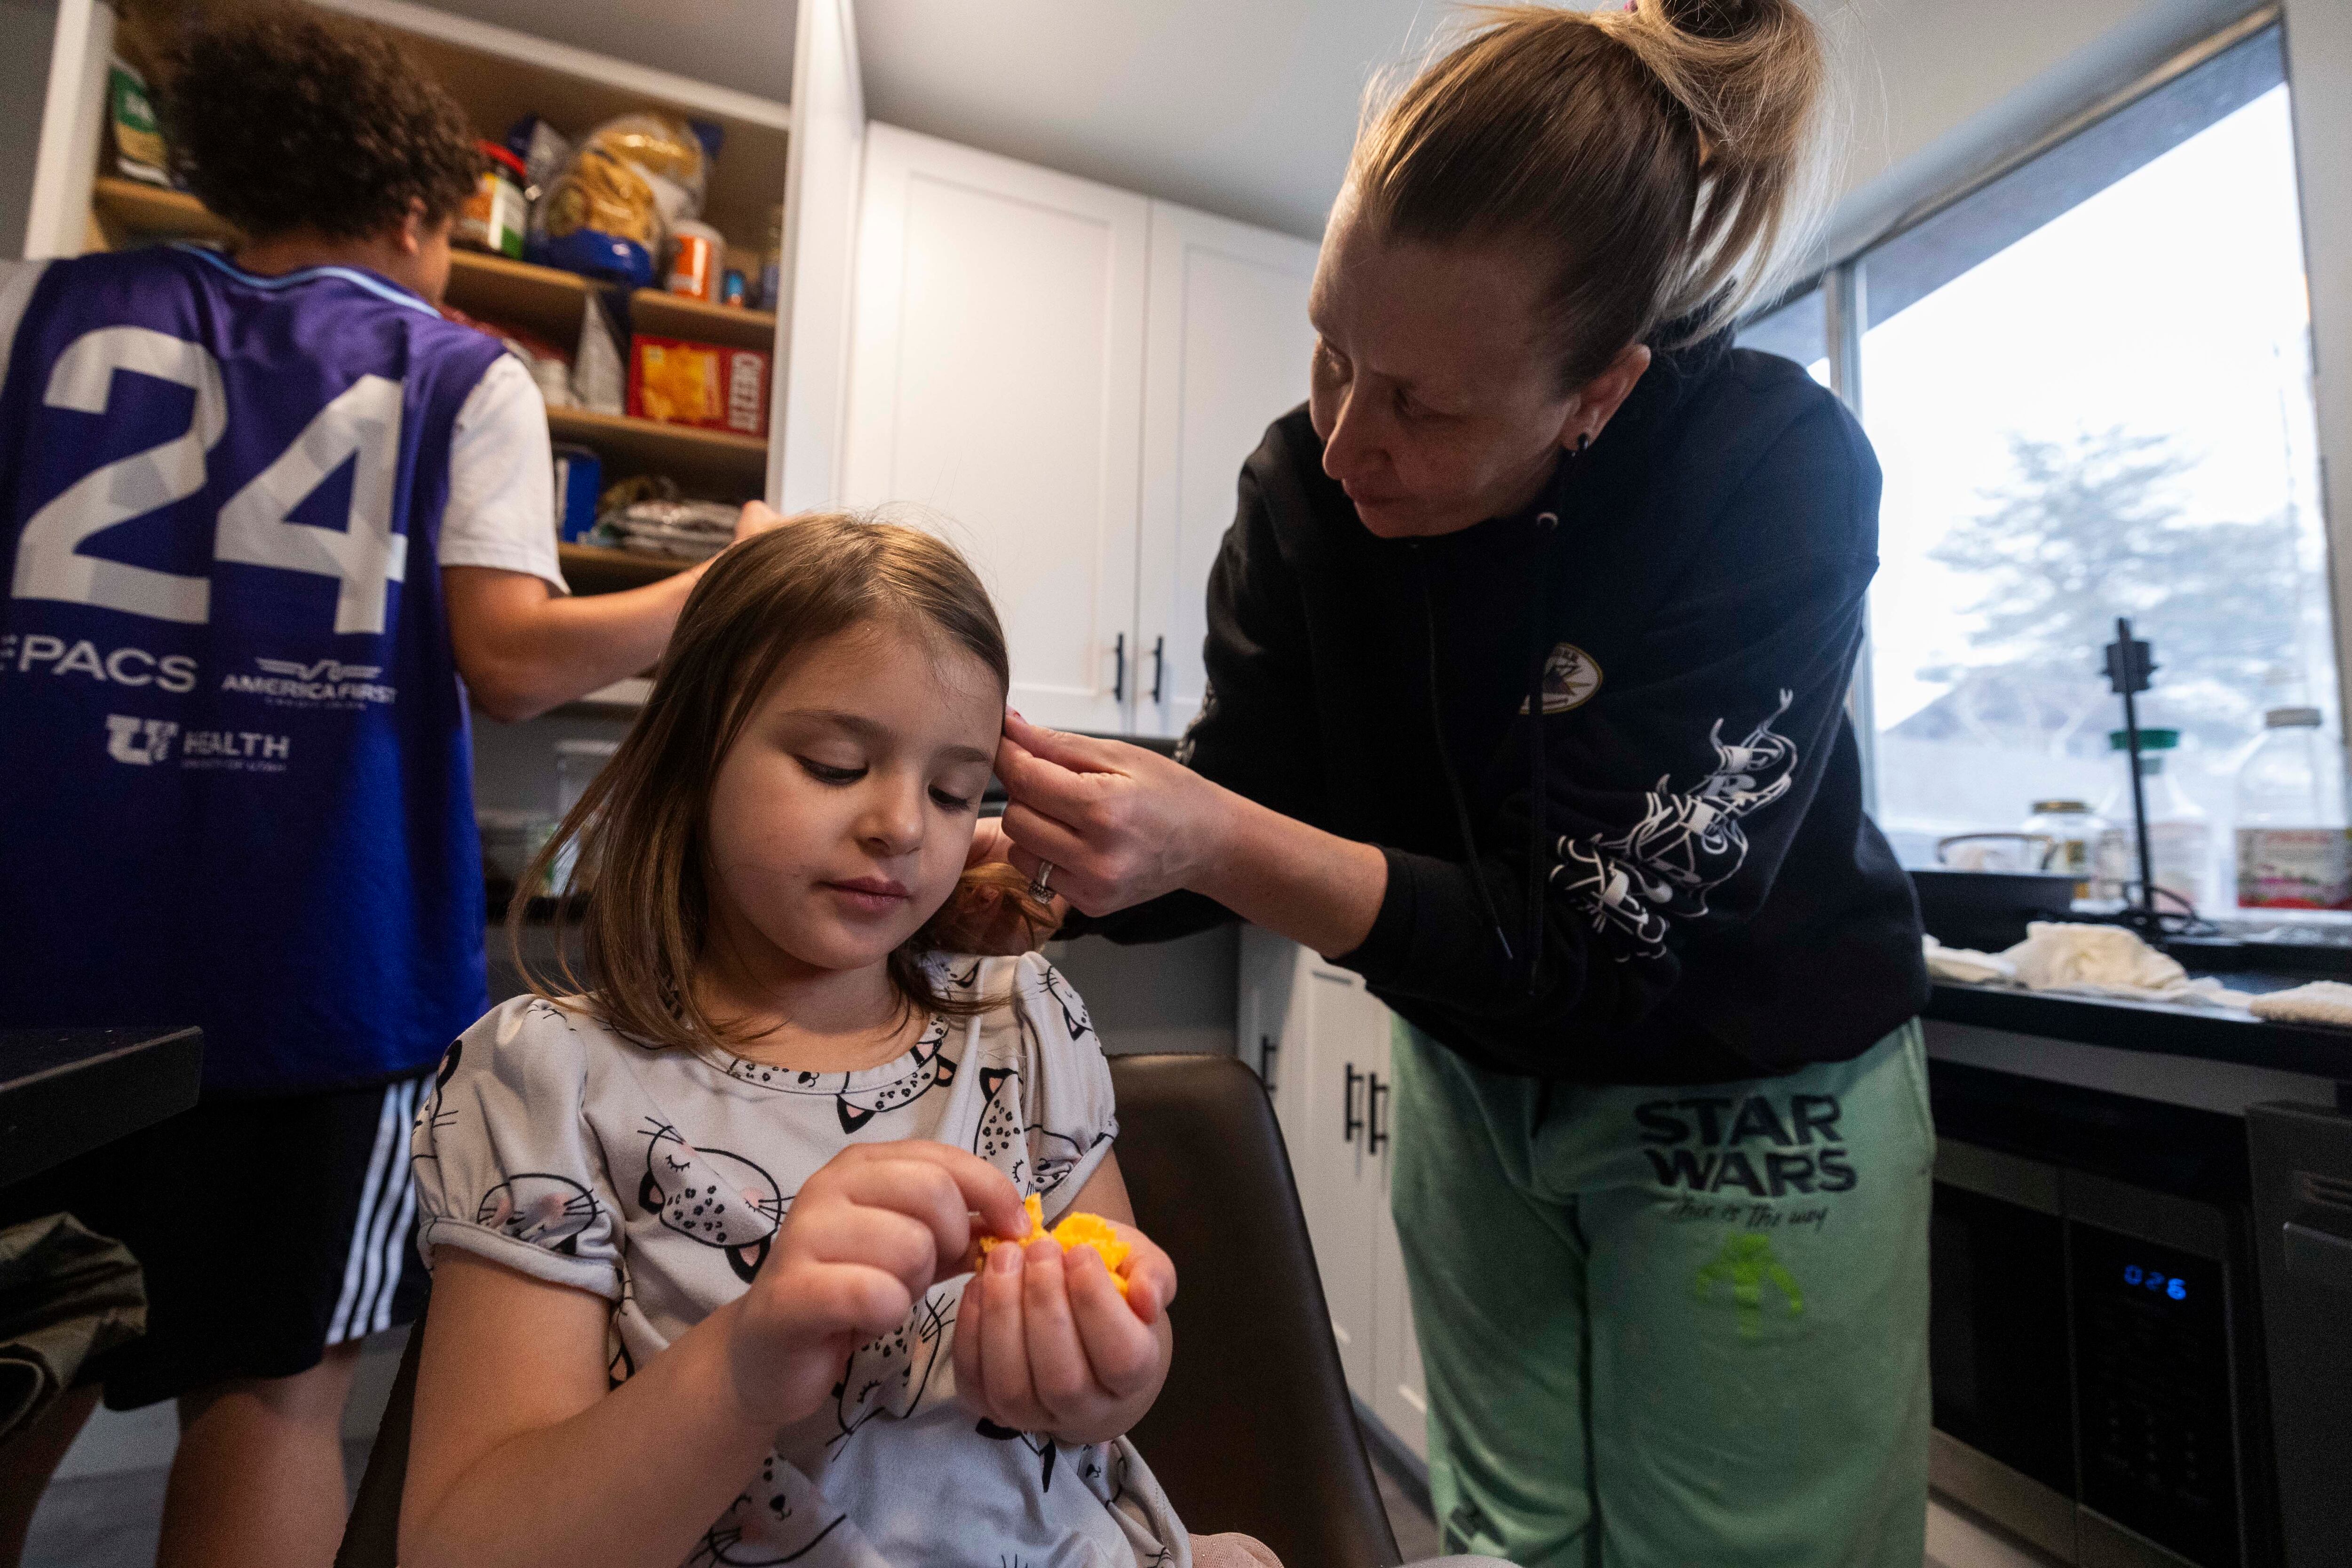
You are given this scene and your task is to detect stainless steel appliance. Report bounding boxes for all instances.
[2245,1101,2352,1568]
[1928,1062,2280,1568]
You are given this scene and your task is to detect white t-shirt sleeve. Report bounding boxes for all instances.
[1007,953,1121,1221]
[439,353,570,593]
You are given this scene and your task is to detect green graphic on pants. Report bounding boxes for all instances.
[1692,1232,1804,1338]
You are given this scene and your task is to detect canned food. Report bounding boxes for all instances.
[665,220,725,302]
[456,142,528,259]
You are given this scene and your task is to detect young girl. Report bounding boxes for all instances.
[400,517,1274,1568]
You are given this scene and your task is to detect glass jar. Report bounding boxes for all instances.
[2022,799,2105,896]
[2093,728,2211,912]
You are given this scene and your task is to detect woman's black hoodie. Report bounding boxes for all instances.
[1067,329,1928,1085]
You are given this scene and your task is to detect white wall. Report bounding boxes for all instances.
[2281,0,2352,738]
[0,0,58,258]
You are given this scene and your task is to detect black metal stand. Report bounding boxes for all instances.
[2103,617,2164,939]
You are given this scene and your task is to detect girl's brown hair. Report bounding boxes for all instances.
[511,515,1052,1051]
[1349,0,1831,387]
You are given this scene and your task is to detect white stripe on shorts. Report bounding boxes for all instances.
[326,1077,420,1345]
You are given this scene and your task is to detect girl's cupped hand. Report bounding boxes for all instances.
[720,1141,1026,1429]
[953,1218,1176,1445]
[992,713,1228,916]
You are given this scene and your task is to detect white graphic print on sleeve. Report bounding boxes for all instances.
[475,1173,599,1254]
[1550,690,1798,958]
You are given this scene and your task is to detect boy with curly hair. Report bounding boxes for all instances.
[0,9,781,1563]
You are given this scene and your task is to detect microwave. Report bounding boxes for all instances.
[1928,1061,2280,1568]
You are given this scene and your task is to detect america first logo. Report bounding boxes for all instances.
[221,654,396,708]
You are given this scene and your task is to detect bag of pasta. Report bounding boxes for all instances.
[529,114,709,288]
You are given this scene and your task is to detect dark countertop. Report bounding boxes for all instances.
[0,1026,204,1186]
[1926,971,2352,1085]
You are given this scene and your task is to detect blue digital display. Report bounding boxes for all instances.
[2123,1264,2188,1301]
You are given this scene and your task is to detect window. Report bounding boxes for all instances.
[1736,286,1830,387]
[1849,25,2333,907]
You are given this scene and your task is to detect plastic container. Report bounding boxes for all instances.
[552,740,621,892]
[2022,799,2106,895]
[665,220,725,302]
[2235,706,2351,909]
[721,269,747,307]
[2093,728,2212,912]
[457,142,529,259]
[550,444,601,543]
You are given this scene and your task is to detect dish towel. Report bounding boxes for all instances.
[2245,980,2352,1027]
[1924,923,2257,1010]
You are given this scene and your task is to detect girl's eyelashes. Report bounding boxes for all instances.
[796,757,866,786]
[929,787,976,812]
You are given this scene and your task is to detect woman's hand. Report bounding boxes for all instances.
[731,500,795,543]
[721,1142,1027,1430]
[952,1219,1177,1445]
[993,714,1233,916]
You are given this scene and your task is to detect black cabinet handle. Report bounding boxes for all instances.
[1150,635,1166,705]
[1368,1072,1390,1154]
[1112,632,1126,704]
[1258,1033,1279,1094]
[1343,1063,1364,1144]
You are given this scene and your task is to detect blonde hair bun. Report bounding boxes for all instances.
[1351,0,1831,379]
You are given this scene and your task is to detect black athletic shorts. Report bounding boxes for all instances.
[0,1073,432,1409]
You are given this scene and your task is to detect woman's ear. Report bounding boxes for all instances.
[1557,342,1653,452]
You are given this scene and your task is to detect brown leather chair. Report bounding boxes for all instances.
[337,1051,1402,1568]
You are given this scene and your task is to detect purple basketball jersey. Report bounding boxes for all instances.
[0,245,510,1096]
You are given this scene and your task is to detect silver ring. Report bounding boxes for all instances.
[1029,861,1055,899]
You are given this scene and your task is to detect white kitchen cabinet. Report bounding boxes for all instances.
[842,134,1317,734]
[1240,925,1430,1460]
[842,123,1150,733]
[1133,201,1319,738]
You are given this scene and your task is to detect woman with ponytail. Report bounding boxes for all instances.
[991,3,1930,1562]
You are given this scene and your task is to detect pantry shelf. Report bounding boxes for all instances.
[88,178,778,355]
[547,407,769,490]
[557,542,692,596]
[631,289,778,351]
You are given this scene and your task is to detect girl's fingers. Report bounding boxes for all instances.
[952,1271,987,1408]
[835,1142,1028,1246]
[1019,1238,1100,1419]
[1113,1228,1178,1323]
[1064,1246,1160,1397]
[773,1260,915,1344]
[826,1161,972,1278]
[788,1205,937,1295]
[979,1241,1042,1427]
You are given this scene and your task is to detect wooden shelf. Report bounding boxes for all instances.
[547,406,767,490]
[630,288,777,351]
[90,177,233,244]
[558,542,692,595]
[90,177,777,352]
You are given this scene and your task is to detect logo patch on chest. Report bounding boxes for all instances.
[1518,642,1603,715]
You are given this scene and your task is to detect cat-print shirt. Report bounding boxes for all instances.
[410,953,1185,1568]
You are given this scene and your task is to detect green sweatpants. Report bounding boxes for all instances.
[1389,1019,1933,1568]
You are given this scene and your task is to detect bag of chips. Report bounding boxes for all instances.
[530,114,710,288]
